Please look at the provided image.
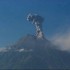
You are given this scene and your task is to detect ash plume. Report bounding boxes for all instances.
[27,13,45,39]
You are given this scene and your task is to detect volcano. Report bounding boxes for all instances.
[0,14,70,69]
[0,34,70,69]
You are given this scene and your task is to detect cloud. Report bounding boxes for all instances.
[0,47,8,52]
[18,49,24,52]
[17,49,33,52]
[51,30,70,51]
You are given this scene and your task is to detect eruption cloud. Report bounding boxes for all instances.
[27,13,45,39]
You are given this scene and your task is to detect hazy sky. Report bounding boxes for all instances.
[0,0,70,47]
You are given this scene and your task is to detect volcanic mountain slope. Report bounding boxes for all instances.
[0,34,70,69]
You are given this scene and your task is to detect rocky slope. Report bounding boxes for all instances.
[0,34,70,69]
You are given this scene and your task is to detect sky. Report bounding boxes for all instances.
[0,0,70,47]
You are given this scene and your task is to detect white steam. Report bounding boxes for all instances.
[51,31,70,51]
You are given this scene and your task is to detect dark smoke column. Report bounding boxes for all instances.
[27,13,45,39]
